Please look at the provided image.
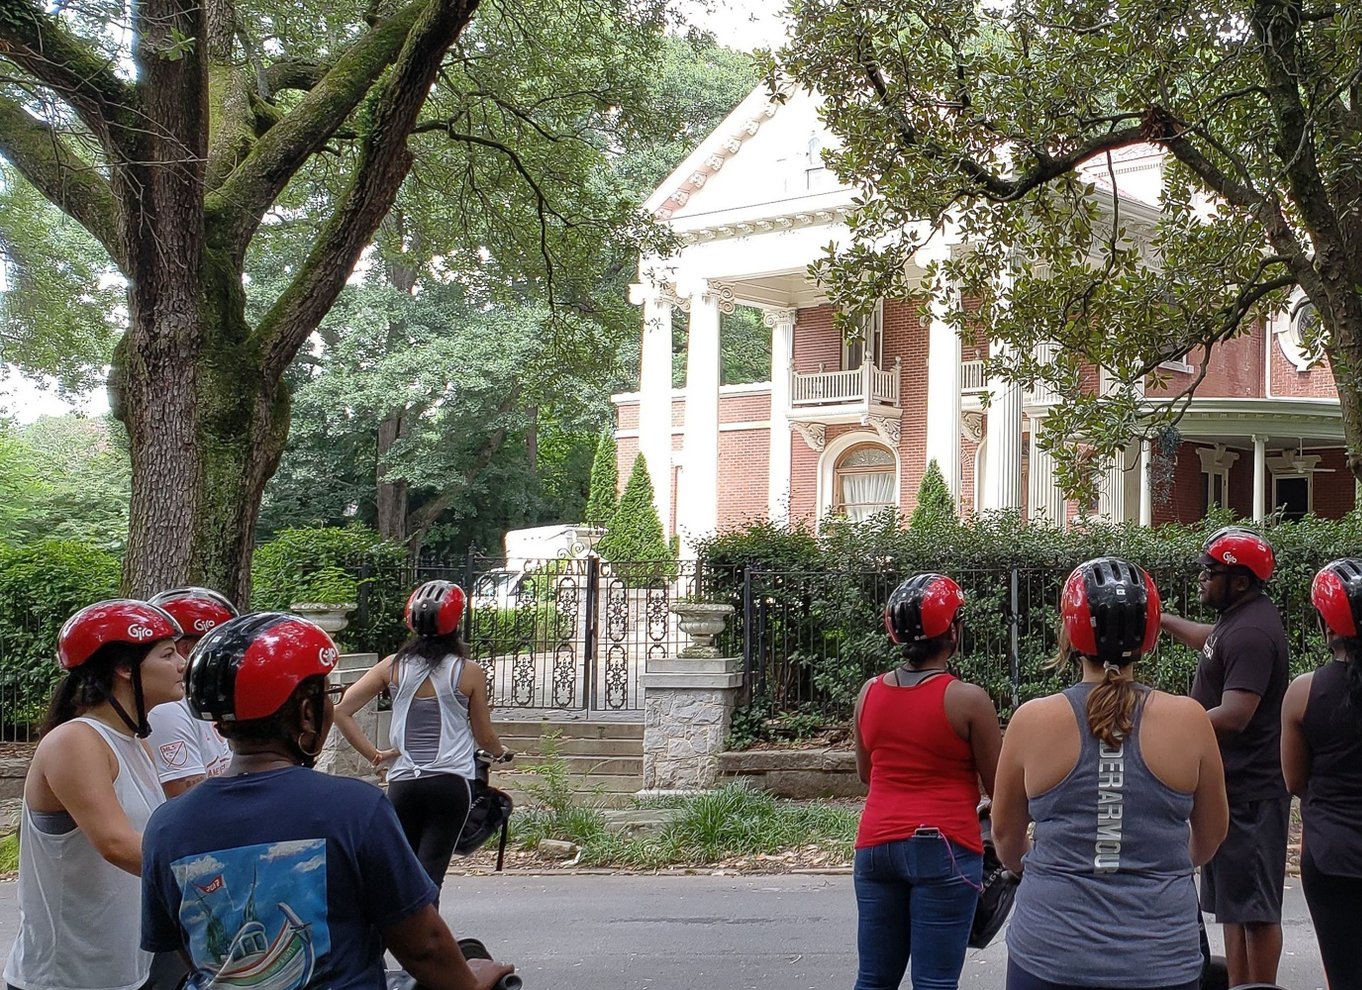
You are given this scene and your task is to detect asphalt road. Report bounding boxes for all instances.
[0,872,1328,989]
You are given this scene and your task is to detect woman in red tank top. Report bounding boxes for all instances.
[852,573,1002,990]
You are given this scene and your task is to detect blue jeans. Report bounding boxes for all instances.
[853,833,983,990]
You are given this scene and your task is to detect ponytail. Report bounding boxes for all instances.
[1087,662,1140,748]
[38,641,153,736]
[899,628,955,667]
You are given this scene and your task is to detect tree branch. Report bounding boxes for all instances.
[263,58,327,95]
[0,92,123,267]
[253,0,481,383]
[856,41,1150,203]
[205,0,430,254]
[0,0,134,142]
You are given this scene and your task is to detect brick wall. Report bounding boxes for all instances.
[1147,323,1265,399]
[1312,449,1357,518]
[792,304,841,372]
[887,299,930,509]
[1269,338,1339,398]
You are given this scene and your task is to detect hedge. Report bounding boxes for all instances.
[698,509,1362,743]
[0,540,122,733]
[251,526,410,654]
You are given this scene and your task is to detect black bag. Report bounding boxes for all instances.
[968,811,1019,949]
[454,777,514,870]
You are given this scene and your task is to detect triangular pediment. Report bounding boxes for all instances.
[643,84,849,223]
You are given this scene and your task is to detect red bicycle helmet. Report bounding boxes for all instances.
[58,600,183,670]
[1202,526,1275,582]
[1312,558,1362,638]
[186,612,339,722]
[1061,557,1161,664]
[405,580,467,637]
[149,587,238,638]
[883,573,966,644]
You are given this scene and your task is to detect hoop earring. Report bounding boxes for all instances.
[297,731,323,759]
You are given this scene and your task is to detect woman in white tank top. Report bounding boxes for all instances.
[335,581,508,889]
[3,600,186,990]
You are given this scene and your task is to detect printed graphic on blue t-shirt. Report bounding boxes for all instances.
[173,839,331,990]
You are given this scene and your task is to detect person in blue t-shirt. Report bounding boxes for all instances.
[140,612,514,990]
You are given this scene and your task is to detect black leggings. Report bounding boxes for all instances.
[1301,844,1362,990]
[388,772,473,891]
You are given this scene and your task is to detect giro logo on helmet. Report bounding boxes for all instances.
[192,618,216,632]
[319,646,339,669]
[1223,552,1238,563]
[127,623,156,640]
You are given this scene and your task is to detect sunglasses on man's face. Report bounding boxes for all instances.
[322,684,346,705]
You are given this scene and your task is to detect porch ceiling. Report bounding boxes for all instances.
[1158,397,1346,446]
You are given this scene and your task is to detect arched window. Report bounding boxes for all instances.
[833,443,897,522]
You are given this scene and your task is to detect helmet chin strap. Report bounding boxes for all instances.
[108,665,152,737]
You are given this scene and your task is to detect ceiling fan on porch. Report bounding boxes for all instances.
[1283,444,1336,473]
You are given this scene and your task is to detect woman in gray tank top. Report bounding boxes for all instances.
[335,581,509,890]
[993,558,1228,990]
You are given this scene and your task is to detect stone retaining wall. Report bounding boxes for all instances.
[716,748,866,799]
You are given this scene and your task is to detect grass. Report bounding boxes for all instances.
[0,833,18,873]
[507,765,859,870]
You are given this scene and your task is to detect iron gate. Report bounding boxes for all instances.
[452,556,723,713]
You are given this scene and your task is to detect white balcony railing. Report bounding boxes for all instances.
[791,359,901,407]
[960,360,987,394]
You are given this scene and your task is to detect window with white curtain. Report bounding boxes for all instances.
[833,444,897,521]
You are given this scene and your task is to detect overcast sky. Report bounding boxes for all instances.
[2,2,792,423]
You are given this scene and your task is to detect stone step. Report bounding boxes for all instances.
[504,755,641,776]
[496,737,643,758]
[492,719,644,741]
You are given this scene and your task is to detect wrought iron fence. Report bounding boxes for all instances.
[730,562,1330,722]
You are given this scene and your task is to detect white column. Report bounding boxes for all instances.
[764,308,795,525]
[1253,434,1267,522]
[1027,413,1067,526]
[633,287,674,538]
[982,345,1024,511]
[1139,440,1154,526]
[924,296,962,498]
[678,286,721,555]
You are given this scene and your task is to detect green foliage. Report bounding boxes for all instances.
[583,429,619,528]
[704,511,1362,740]
[250,526,408,654]
[0,167,123,394]
[0,833,18,874]
[596,454,672,574]
[909,459,956,529]
[0,540,122,730]
[772,1,1362,503]
[0,416,131,551]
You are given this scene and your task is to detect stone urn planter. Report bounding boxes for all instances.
[290,603,356,634]
[669,602,735,658]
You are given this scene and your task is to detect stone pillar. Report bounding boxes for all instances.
[1139,440,1154,526]
[924,296,962,498]
[1027,413,1067,526]
[1253,434,1267,522]
[631,284,675,537]
[983,345,1024,510]
[316,652,385,781]
[765,308,796,525]
[640,656,743,793]
[678,285,722,556]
